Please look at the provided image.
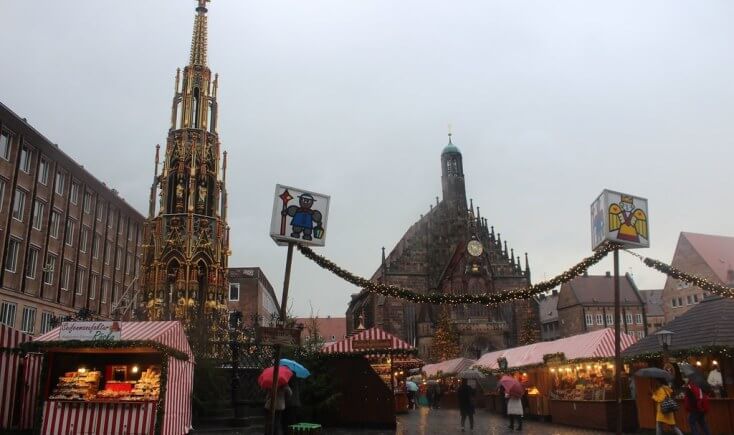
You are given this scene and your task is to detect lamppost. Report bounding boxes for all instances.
[656,329,674,364]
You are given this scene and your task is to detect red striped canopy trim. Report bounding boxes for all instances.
[0,324,32,429]
[321,327,414,354]
[474,328,637,371]
[34,321,194,362]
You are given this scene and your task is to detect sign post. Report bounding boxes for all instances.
[267,184,330,435]
[591,189,649,435]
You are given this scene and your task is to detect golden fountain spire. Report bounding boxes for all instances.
[189,0,210,66]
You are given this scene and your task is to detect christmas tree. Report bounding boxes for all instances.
[430,309,461,362]
[518,302,540,345]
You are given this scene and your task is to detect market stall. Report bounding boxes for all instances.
[475,328,638,431]
[322,327,418,414]
[420,358,476,409]
[28,321,194,435]
[623,296,734,433]
[0,324,35,430]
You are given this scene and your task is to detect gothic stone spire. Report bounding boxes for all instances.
[190,0,210,66]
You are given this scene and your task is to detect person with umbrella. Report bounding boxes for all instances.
[500,375,524,431]
[457,378,476,431]
[259,366,294,435]
[405,381,419,409]
[279,359,310,427]
[680,364,712,435]
[651,378,684,435]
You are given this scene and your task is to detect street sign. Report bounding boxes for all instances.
[257,326,302,347]
[270,184,330,247]
[352,339,392,350]
[591,189,649,250]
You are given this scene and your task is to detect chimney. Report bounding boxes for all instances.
[552,289,558,296]
[605,271,611,277]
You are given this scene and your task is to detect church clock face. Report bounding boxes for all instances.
[467,240,483,257]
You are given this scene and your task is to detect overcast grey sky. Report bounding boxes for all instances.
[2,0,733,317]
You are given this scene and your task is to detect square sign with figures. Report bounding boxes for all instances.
[591,189,649,250]
[270,184,330,246]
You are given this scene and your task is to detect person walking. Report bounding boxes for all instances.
[684,378,711,435]
[457,379,475,431]
[505,391,523,431]
[652,378,683,435]
[284,377,302,428]
[265,383,293,435]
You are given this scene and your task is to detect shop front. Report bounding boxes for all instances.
[421,358,476,409]
[27,321,194,435]
[475,328,638,431]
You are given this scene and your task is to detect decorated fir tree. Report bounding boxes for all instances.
[518,302,541,345]
[430,309,461,362]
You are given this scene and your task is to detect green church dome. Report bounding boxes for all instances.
[442,134,461,155]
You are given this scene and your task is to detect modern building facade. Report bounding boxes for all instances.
[139,0,230,340]
[227,267,278,327]
[0,102,144,335]
[661,232,734,323]
[556,272,648,339]
[346,134,537,361]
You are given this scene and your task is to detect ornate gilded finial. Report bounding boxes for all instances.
[189,0,210,66]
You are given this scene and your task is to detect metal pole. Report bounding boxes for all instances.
[268,242,295,435]
[614,247,622,435]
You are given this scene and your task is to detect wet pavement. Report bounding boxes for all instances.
[326,407,635,434]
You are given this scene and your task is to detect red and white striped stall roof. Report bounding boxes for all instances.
[35,321,194,362]
[0,324,32,429]
[422,357,476,378]
[321,327,414,354]
[474,328,637,371]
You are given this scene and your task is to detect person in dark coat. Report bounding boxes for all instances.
[457,379,475,431]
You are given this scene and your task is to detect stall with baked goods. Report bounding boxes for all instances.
[26,321,194,435]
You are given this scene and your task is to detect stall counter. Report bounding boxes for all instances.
[549,399,637,432]
[42,400,157,435]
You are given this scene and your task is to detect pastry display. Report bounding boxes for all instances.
[48,371,101,401]
[49,366,161,402]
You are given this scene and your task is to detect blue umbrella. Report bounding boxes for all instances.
[405,381,419,392]
[279,359,311,379]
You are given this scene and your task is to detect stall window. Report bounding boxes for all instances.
[21,306,36,334]
[635,314,643,324]
[595,314,603,325]
[0,301,17,327]
[585,314,593,326]
[40,312,53,333]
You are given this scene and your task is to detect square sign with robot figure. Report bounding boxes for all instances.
[591,189,649,251]
[270,184,330,247]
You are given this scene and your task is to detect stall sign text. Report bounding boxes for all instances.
[59,321,122,341]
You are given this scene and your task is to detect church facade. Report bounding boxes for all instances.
[139,0,230,346]
[346,135,538,361]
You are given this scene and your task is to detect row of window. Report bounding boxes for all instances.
[0,300,55,334]
[585,313,643,326]
[671,294,701,308]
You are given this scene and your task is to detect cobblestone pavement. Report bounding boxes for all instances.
[325,407,637,435]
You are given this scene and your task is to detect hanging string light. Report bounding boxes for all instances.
[297,242,617,306]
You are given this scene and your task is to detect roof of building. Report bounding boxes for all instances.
[557,273,643,309]
[622,296,734,358]
[538,291,559,323]
[681,232,734,284]
[321,326,414,354]
[640,289,664,317]
[295,316,347,344]
[442,134,461,155]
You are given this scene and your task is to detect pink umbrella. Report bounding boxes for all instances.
[499,375,524,398]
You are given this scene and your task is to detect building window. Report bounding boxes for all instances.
[229,283,240,301]
[105,243,111,265]
[686,295,692,305]
[0,178,5,213]
[83,192,91,214]
[96,202,104,221]
[635,313,643,324]
[55,171,65,196]
[21,306,36,334]
[113,283,120,303]
[92,235,100,259]
[671,299,677,308]
[43,254,57,284]
[127,225,134,241]
[19,145,31,173]
[75,269,86,295]
[606,313,613,325]
[50,210,61,238]
[101,279,109,303]
[32,200,45,230]
[0,302,17,327]
[89,273,98,300]
[65,220,75,246]
[61,262,72,291]
[125,254,133,274]
[693,294,699,303]
[108,210,115,229]
[26,247,39,279]
[5,238,21,272]
[80,227,89,253]
[12,189,26,221]
[70,182,79,204]
[625,313,633,325]
[0,130,12,160]
[40,312,53,333]
[585,314,593,326]
[678,297,683,306]
[115,248,122,270]
[596,314,603,325]
[38,157,49,185]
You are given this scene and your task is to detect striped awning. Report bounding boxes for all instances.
[423,357,476,378]
[1,323,31,349]
[1,324,32,429]
[321,327,414,354]
[34,321,194,362]
[475,328,637,371]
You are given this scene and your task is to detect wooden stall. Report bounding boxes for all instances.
[623,296,734,433]
[421,358,476,409]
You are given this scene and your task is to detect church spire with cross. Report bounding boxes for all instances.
[140,0,230,353]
